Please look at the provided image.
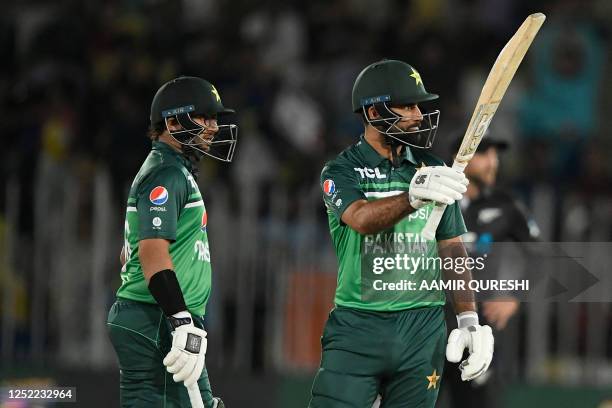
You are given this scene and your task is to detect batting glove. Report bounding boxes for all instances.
[409,165,468,209]
[163,312,207,387]
[446,311,494,381]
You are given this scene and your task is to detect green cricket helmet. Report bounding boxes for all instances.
[352,59,440,149]
[150,76,238,162]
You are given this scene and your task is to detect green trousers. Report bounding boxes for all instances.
[310,306,446,408]
[107,298,215,408]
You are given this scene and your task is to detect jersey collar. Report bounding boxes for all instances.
[152,141,195,171]
[357,135,418,167]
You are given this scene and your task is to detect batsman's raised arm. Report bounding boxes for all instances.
[340,192,415,235]
[326,163,467,235]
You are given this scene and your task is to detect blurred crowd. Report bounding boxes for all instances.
[1,0,611,236]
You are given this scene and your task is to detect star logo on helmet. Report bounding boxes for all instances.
[211,85,221,102]
[410,68,422,86]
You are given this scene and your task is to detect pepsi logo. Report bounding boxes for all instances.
[323,179,335,196]
[149,186,169,205]
[201,211,208,232]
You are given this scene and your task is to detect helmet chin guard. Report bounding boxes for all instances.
[165,112,238,162]
[362,102,439,149]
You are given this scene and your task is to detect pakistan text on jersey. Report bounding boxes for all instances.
[364,232,429,254]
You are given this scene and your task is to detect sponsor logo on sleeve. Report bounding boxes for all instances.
[323,179,336,196]
[200,210,208,232]
[149,186,169,205]
[152,217,162,228]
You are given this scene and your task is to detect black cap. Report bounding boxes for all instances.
[476,138,509,152]
[450,133,509,156]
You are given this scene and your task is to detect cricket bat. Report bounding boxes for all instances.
[187,383,205,408]
[421,12,546,241]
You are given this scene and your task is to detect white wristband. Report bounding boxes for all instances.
[172,311,191,319]
[457,311,479,328]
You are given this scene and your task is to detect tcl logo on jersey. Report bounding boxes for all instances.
[201,210,208,232]
[323,179,336,196]
[149,186,169,205]
[354,167,387,179]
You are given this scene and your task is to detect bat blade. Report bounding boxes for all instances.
[421,13,545,241]
[455,12,546,165]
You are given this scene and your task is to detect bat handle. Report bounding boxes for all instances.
[420,161,467,241]
[187,383,205,408]
[421,203,446,241]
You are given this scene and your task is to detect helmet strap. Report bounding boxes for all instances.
[367,104,404,167]
[385,136,403,168]
[183,149,201,179]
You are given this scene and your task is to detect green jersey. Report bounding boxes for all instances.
[321,136,466,312]
[117,141,211,316]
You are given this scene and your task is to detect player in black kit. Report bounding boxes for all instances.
[441,135,540,408]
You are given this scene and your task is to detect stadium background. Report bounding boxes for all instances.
[0,0,611,406]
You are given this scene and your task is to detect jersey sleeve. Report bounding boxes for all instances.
[135,165,189,241]
[435,201,467,241]
[320,161,366,221]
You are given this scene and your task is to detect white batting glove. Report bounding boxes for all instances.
[446,311,494,381]
[409,166,468,209]
[163,313,207,387]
